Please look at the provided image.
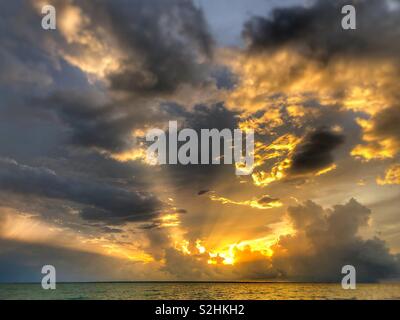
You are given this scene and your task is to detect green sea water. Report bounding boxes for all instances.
[1,282,400,300]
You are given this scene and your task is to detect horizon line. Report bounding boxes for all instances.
[1,280,396,285]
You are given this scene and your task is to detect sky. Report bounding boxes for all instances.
[0,0,400,282]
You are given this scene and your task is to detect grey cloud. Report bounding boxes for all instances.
[370,104,400,146]
[160,103,242,195]
[257,195,280,205]
[37,91,138,153]
[2,0,215,155]
[35,89,178,153]
[0,158,162,224]
[290,129,344,174]
[79,0,214,95]
[272,199,400,282]
[243,0,400,61]
[3,0,213,96]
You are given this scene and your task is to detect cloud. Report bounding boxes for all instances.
[156,199,400,282]
[39,0,213,95]
[0,238,163,282]
[377,164,400,185]
[290,128,344,174]
[271,199,400,282]
[1,0,400,284]
[0,158,162,224]
[226,0,400,169]
[35,90,155,153]
[243,0,400,61]
[249,127,346,187]
[257,195,281,206]
[2,0,218,156]
[352,105,400,160]
[161,103,241,189]
[209,193,282,210]
[0,48,53,87]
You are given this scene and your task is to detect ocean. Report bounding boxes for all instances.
[1,282,400,300]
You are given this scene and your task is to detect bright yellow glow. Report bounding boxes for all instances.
[351,118,398,160]
[180,240,191,255]
[252,158,292,187]
[177,220,294,266]
[209,194,282,209]
[196,240,206,254]
[58,4,122,78]
[316,164,337,176]
[377,164,400,185]
[111,130,154,164]
[243,133,302,187]
[111,148,148,162]
[220,47,399,170]
[223,48,395,114]
[159,214,181,228]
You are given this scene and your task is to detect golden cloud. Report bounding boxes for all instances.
[377,164,400,185]
[209,193,283,210]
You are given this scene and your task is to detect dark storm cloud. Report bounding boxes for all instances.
[164,102,239,130]
[161,103,241,190]
[78,0,213,95]
[33,0,214,152]
[139,222,161,231]
[0,158,162,224]
[2,0,213,95]
[257,195,280,205]
[34,89,179,153]
[45,151,154,188]
[243,0,400,61]
[0,1,56,90]
[35,91,140,153]
[1,0,215,154]
[290,129,344,174]
[370,104,400,143]
[271,199,400,282]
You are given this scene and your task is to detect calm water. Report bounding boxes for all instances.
[1,283,400,300]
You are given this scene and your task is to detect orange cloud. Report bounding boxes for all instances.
[209,193,282,210]
[377,164,400,185]
[0,206,153,263]
[221,46,399,167]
